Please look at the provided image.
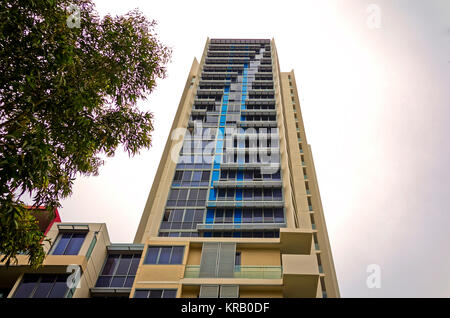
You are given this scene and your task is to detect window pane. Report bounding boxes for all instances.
[102,255,120,275]
[116,255,132,275]
[243,210,252,223]
[172,209,184,222]
[149,290,163,298]
[95,276,111,288]
[188,189,198,201]
[235,252,241,266]
[33,275,54,298]
[264,209,274,223]
[47,275,68,298]
[110,276,126,288]
[158,247,172,264]
[134,290,149,298]
[264,189,272,201]
[274,209,284,223]
[128,255,141,275]
[124,276,135,288]
[174,171,183,181]
[225,210,233,223]
[163,290,177,298]
[273,188,282,200]
[182,171,192,181]
[144,247,160,264]
[169,189,179,200]
[201,171,210,181]
[64,233,86,255]
[192,171,202,182]
[170,247,185,264]
[254,189,262,201]
[52,233,71,255]
[197,189,207,200]
[194,210,204,222]
[184,209,194,222]
[253,209,263,222]
[14,275,39,298]
[178,189,188,200]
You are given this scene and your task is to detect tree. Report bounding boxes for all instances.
[0,0,171,268]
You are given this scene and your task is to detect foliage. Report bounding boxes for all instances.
[0,0,171,268]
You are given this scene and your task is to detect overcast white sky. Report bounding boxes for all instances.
[56,0,450,297]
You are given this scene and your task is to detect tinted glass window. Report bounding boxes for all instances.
[158,247,172,264]
[145,247,159,264]
[64,233,86,255]
[102,255,120,275]
[13,275,39,298]
[52,233,71,255]
[170,247,185,264]
[116,255,132,275]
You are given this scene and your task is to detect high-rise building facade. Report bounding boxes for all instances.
[133,38,339,298]
[0,38,339,299]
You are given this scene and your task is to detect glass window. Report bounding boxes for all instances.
[115,255,132,275]
[14,275,39,298]
[173,171,183,182]
[264,209,274,223]
[182,171,192,182]
[235,252,241,266]
[243,210,252,223]
[110,276,126,288]
[48,275,69,298]
[274,209,284,223]
[194,209,204,222]
[96,253,141,288]
[134,289,177,298]
[158,247,172,264]
[134,290,149,298]
[14,274,69,298]
[52,232,86,255]
[163,290,177,298]
[144,246,185,265]
[170,247,185,264]
[51,233,71,255]
[144,247,159,264]
[254,189,262,201]
[201,171,210,181]
[101,255,120,275]
[218,188,226,200]
[253,209,263,223]
[225,210,233,223]
[192,171,202,182]
[215,209,224,223]
[264,188,272,201]
[273,188,282,200]
[197,189,207,201]
[184,209,194,222]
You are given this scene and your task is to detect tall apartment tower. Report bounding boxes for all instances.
[132,38,339,298]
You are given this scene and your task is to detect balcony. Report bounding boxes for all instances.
[184,265,282,280]
[213,180,282,188]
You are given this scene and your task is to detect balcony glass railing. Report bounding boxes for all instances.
[184,265,282,279]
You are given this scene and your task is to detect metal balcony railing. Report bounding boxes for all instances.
[184,265,282,279]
